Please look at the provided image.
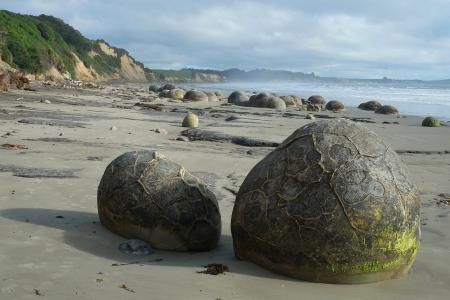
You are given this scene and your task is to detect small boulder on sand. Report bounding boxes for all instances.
[280,95,301,107]
[422,116,441,127]
[358,101,382,111]
[375,105,399,115]
[182,112,199,128]
[184,90,208,102]
[325,100,345,112]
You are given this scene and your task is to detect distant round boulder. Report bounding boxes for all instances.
[358,101,382,111]
[248,92,271,107]
[159,88,186,100]
[228,91,249,106]
[375,105,399,115]
[231,119,420,283]
[158,83,176,92]
[214,91,224,98]
[422,116,441,127]
[266,97,287,110]
[182,112,199,128]
[184,90,209,102]
[307,95,326,105]
[206,92,218,102]
[326,100,345,112]
[247,93,287,110]
[98,150,221,251]
[149,85,159,92]
[280,95,301,107]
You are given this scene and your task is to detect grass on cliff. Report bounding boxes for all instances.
[0,10,134,78]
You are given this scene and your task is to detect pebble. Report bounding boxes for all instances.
[155,128,168,135]
[306,114,315,120]
[40,99,51,104]
[118,239,153,256]
[110,126,118,131]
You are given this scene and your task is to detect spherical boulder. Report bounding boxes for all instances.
[326,100,345,112]
[280,95,301,107]
[248,92,271,107]
[375,105,399,115]
[159,88,185,100]
[184,90,208,102]
[182,112,199,128]
[266,97,287,110]
[422,116,441,127]
[206,92,218,102]
[158,83,176,92]
[98,150,221,251]
[228,91,249,106]
[214,91,224,98]
[231,119,420,284]
[308,95,326,105]
[149,85,159,93]
[358,101,382,111]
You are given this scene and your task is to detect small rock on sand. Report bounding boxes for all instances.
[118,239,153,256]
[155,128,168,134]
[176,136,190,142]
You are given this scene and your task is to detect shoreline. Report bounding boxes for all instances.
[0,82,449,300]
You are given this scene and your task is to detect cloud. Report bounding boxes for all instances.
[1,0,450,79]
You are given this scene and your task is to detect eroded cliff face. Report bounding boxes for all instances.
[20,42,148,82]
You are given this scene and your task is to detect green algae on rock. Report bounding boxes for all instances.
[182,112,199,128]
[422,116,441,127]
[231,119,420,284]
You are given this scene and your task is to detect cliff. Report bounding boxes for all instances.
[0,10,148,82]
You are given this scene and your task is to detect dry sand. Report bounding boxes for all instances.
[0,83,449,300]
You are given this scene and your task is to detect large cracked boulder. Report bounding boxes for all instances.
[98,151,221,251]
[231,119,420,284]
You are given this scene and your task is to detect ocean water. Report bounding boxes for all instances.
[189,81,450,121]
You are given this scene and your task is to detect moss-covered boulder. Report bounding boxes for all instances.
[231,119,420,284]
[182,112,199,128]
[422,116,441,127]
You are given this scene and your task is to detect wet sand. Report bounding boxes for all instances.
[0,82,449,299]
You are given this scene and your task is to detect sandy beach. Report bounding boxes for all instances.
[0,82,449,300]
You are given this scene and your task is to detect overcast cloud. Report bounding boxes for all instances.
[1,0,450,79]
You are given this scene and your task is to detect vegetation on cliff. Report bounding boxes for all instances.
[0,10,147,81]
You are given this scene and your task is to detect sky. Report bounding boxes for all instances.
[1,0,450,80]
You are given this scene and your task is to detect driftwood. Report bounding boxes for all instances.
[181,128,279,147]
